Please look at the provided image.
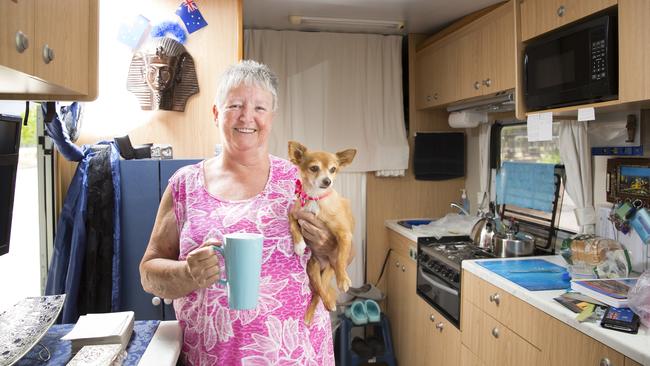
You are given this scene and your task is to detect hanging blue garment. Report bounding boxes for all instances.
[44,140,122,323]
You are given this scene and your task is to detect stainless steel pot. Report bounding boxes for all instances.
[492,231,535,258]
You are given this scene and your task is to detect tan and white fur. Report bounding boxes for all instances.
[288,141,356,325]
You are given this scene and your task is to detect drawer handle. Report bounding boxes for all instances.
[433,92,438,100]
[491,327,500,338]
[489,293,501,306]
[599,358,611,366]
[435,322,444,332]
[151,296,162,306]
[474,81,481,90]
[482,78,492,87]
[557,5,565,17]
[15,31,29,53]
[426,95,432,102]
[395,261,400,267]
[429,314,435,322]
[42,44,55,64]
[401,265,406,272]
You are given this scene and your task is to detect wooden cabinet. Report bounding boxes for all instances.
[0,0,34,75]
[520,0,617,41]
[545,317,626,366]
[0,0,98,100]
[414,42,459,109]
[385,233,460,366]
[414,1,515,109]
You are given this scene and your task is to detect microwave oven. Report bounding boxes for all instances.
[524,10,618,111]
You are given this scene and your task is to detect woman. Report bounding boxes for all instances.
[140,60,348,365]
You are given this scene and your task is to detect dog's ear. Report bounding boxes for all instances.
[288,141,307,165]
[336,148,357,168]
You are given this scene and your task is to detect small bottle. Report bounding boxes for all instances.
[461,189,470,214]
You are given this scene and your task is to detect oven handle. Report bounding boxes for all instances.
[418,267,459,296]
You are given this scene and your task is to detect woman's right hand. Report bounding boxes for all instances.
[186,240,221,289]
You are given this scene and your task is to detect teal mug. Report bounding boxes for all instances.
[213,233,264,310]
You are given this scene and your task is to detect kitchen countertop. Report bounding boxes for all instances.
[384,220,650,365]
[463,257,650,366]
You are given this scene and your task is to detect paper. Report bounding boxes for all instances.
[578,107,596,121]
[527,113,540,142]
[538,112,553,141]
[62,312,133,340]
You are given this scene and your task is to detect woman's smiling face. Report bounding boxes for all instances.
[216,84,274,154]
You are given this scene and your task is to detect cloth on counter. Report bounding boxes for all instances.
[496,161,556,212]
[411,214,480,239]
[14,320,160,366]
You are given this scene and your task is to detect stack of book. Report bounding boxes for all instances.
[62,311,135,354]
[570,278,638,308]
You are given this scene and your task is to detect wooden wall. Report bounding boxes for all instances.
[366,35,464,285]
[57,0,242,206]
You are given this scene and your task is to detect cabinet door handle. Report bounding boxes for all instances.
[395,261,400,267]
[482,78,492,87]
[435,322,444,332]
[151,296,162,306]
[429,314,435,322]
[401,265,406,272]
[15,31,29,53]
[489,293,501,306]
[491,327,500,338]
[557,5,565,17]
[433,92,438,100]
[42,44,55,64]
[426,95,432,102]
[474,81,481,90]
[599,358,611,366]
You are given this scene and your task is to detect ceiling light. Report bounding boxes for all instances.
[288,15,405,31]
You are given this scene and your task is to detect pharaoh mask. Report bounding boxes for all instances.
[127,37,199,111]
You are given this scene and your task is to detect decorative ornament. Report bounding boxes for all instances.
[117,14,150,50]
[127,37,199,111]
[175,0,208,34]
[151,21,187,44]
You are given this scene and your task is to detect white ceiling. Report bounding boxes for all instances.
[243,0,503,35]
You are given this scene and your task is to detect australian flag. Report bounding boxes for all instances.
[175,0,208,34]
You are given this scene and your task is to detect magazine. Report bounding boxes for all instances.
[570,278,638,308]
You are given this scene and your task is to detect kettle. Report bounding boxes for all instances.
[491,220,535,258]
[472,201,496,250]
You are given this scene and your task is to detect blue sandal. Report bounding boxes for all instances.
[345,300,368,325]
[365,299,381,323]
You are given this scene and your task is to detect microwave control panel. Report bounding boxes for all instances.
[591,29,607,81]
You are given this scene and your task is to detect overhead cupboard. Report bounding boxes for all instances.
[0,0,98,101]
[415,0,650,118]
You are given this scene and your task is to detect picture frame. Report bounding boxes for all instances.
[606,158,650,207]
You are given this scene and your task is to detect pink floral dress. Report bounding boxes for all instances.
[169,155,334,366]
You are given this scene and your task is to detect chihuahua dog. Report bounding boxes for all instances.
[288,141,356,324]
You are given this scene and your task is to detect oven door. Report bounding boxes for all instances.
[524,12,617,110]
[416,263,460,328]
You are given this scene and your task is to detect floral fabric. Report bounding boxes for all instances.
[169,155,334,366]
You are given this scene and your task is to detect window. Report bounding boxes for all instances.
[499,123,578,233]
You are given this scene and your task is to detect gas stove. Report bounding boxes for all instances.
[416,236,495,328]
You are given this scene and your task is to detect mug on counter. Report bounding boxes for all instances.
[213,232,264,310]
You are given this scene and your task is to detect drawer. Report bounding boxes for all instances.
[462,271,551,349]
[462,301,541,365]
[460,344,483,366]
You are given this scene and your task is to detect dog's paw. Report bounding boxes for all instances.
[293,240,307,256]
[323,297,337,311]
[337,276,352,293]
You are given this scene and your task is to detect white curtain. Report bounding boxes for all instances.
[559,120,596,234]
[244,29,409,173]
[246,29,407,286]
[477,123,491,212]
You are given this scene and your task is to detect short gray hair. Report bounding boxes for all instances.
[214,60,279,111]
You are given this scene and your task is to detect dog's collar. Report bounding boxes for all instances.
[295,179,331,207]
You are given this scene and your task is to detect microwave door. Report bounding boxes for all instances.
[526,31,590,97]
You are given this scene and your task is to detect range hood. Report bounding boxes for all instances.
[446,89,515,113]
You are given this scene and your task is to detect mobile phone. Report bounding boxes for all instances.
[600,307,640,334]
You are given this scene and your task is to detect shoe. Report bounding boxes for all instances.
[365,335,385,356]
[351,336,373,358]
[347,284,385,301]
[345,300,368,325]
[364,299,381,323]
